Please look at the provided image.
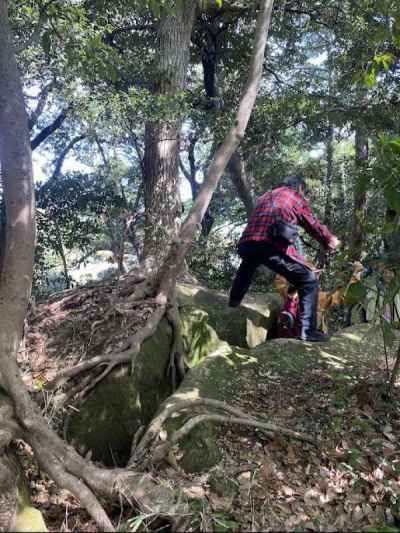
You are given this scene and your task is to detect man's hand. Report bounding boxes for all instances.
[327,236,341,250]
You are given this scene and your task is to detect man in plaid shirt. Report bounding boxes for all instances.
[229,176,340,342]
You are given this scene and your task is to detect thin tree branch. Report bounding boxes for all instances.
[156,0,275,299]
[27,80,56,130]
[51,134,86,179]
[31,106,71,150]
[15,6,47,54]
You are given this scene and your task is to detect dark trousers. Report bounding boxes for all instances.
[229,241,319,335]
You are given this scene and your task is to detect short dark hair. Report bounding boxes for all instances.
[280,176,307,194]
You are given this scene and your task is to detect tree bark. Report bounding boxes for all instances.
[0,0,36,398]
[0,3,35,528]
[227,150,256,219]
[384,206,400,263]
[142,0,198,268]
[324,124,334,227]
[350,125,368,261]
[30,107,70,151]
[0,4,115,530]
[156,0,275,301]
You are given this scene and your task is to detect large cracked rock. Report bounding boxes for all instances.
[149,324,387,473]
[177,283,281,348]
[67,283,280,466]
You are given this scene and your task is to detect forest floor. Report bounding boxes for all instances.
[19,287,400,532]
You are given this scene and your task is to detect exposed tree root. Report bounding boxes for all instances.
[165,291,187,391]
[149,413,315,468]
[21,410,184,532]
[46,303,167,407]
[130,397,315,470]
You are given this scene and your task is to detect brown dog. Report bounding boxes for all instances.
[274,262,364,333]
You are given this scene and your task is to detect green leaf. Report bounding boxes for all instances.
[355,171,370,196]
[344,282,368,305]
[213,513,239,532]
[364,66,377,87]
[387,138,400,154]
[128,515,146,532]
[375,52,396,70]
[384,184,400,213]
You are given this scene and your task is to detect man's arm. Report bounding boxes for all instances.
[295,197,339,250]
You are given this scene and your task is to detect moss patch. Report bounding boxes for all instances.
[177,283,281,348]
[68,318,173,466]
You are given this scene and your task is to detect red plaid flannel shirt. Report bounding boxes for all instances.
[239,186,334,266]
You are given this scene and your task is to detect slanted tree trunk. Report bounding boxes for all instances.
[350,125,369,261]
[143,0,198,268]
[227,150,255,219]
[156,0,275,300]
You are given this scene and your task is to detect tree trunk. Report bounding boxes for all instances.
[350,125,369,261]
[0,1,35,529]
[180,134,215,235]
[143,1,198,268]
[227,150,255,219]
[384,206,400,263]
[0,0,36,401]
[324,124,334,227]
[156,0,275,301]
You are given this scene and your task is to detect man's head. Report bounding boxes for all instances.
[280,176,307,196]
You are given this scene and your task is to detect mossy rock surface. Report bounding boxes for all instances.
[159,324,389,473]
[67,288,226,466]
[177,283,282,348]
[162,341,243,473]
[181,308,221,367]
[0,451,48,532]
[68,318,174,466]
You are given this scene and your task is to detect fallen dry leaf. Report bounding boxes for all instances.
[183,485,206,500]
[304,487,321,506]
[259,460,275,482]
[209,493,233,512]
[159,429,168,442]
[281,485,294,497]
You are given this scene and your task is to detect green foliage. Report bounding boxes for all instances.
[375,136,400,214]
[344,281,368,306]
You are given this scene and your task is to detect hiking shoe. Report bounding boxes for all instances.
[299,330,330,342]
